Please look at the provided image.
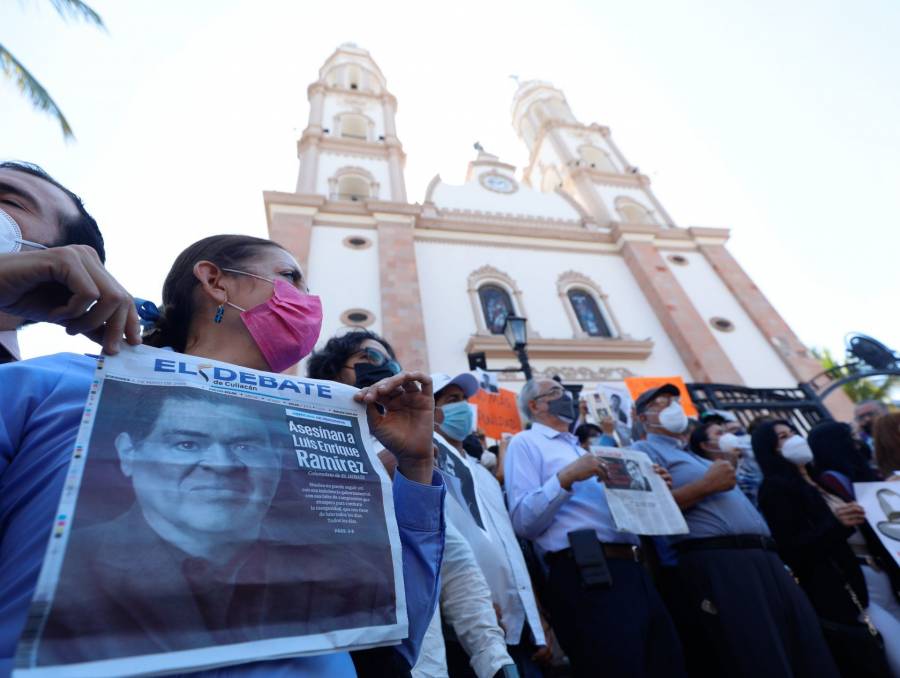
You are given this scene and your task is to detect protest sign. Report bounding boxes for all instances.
[854,482,900,568]
[590,447,689,536]
[14,345,406,678]
[434,432,487,533]
[623,376,698,417]
[592,383,635,445]
[468,387,522,440]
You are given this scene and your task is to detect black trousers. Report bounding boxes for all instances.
[677,548,841,678]
[546,555,686,678]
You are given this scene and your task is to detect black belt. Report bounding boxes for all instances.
[675,534,777,554]
[545,542,643,565]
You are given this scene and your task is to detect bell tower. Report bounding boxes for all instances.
[511,80,673,229]
[296,43,407,203]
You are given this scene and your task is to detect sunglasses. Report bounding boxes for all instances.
[351,347,401,375]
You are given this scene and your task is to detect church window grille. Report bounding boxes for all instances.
[478,285,515,335]
[567,289,613,337]
[616,198,656,225]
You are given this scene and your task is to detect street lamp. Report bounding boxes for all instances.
[503,315,533,381]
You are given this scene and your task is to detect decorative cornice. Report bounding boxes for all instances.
[298,132,405,160]
[568,164,650,187]
[498,365,637,382]
[464,334,654,361]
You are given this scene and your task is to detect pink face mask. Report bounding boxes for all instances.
[222,268,323,373]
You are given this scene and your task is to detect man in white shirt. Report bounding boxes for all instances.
[432,372,551,678]
[503,378,685,678]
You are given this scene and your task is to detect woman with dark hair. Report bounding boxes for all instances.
[808,421,900,676]
[753,420,892,677]
[306,328,400,388]
[0,234,444,677]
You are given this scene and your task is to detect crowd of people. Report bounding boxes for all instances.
[0,161,899,678]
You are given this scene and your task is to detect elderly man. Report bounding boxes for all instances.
[631,383,839,678]
[0,162,139,359]
[504,378,685,678]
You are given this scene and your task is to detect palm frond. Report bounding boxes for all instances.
[49,0,106,30]
[0,43,74,139]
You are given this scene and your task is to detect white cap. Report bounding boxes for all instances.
[431,372,479,399]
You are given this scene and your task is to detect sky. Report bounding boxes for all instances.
[2,0,899,366]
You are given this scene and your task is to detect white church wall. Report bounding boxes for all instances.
[306,225,382,348]
[414,237,691,379]
[663,250,797,387]
[431,173,580,221]
[316,153,391,199]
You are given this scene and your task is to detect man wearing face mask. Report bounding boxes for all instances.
[632,384,839,678]
[432,373,550,678]
[309,339,515,678]
[504,379,685,678]
[0,162,141,359]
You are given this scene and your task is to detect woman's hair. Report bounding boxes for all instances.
[751,419,801,481]
[873,412,900,478]
[306,329,396,382]
[807,420,879,482]
[143,235,285,352]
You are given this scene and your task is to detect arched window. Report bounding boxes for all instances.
[567,289,613,337]
[478,284,515,335]
[336,175,369,201]
[340,113,368,140]
[579,145,617,172]
[615,198,655,225]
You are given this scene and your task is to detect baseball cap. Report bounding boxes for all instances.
[634,383,681,414]
[431,372,480,399]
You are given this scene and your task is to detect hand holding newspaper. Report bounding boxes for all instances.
[590,447,689,536]
[15,345,407,677]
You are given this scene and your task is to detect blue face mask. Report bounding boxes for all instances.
[439,401,475,442]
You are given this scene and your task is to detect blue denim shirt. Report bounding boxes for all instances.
[0,353,445,677]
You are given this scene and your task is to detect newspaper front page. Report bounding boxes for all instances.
[14,345,406,677]
[590,447,689,536]
[854,481,900,568]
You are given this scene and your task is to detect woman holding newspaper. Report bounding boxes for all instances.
[0,234,444,678]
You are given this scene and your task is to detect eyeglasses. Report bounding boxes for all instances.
[347,347,401,375]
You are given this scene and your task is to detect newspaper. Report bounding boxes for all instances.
[590,447,689,536]
[854,481,900,568]
[434,432,488,534]
[14,345,406,678]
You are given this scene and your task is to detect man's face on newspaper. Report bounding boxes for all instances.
[115,397,282,540]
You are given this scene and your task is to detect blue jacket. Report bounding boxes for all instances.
[0,353,445,677]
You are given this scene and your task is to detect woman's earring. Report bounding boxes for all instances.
[214,304,225,324]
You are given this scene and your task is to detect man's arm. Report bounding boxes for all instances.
[393,470,446,667]
[0,247,140,354]
[670,460,737,510]
[440,521,513,678]
[504,437,571,540]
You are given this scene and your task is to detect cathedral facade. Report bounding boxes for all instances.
[264,44,839,410]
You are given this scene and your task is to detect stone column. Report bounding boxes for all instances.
[374,213,429,371]
[265,203,316,276]
[698,242,855,418]
[618,234,743,383]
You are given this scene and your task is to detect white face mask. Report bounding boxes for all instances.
[0,207,47,253]
[719,432,752,453]
[658,401,688,434]
[781,435,813,466]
